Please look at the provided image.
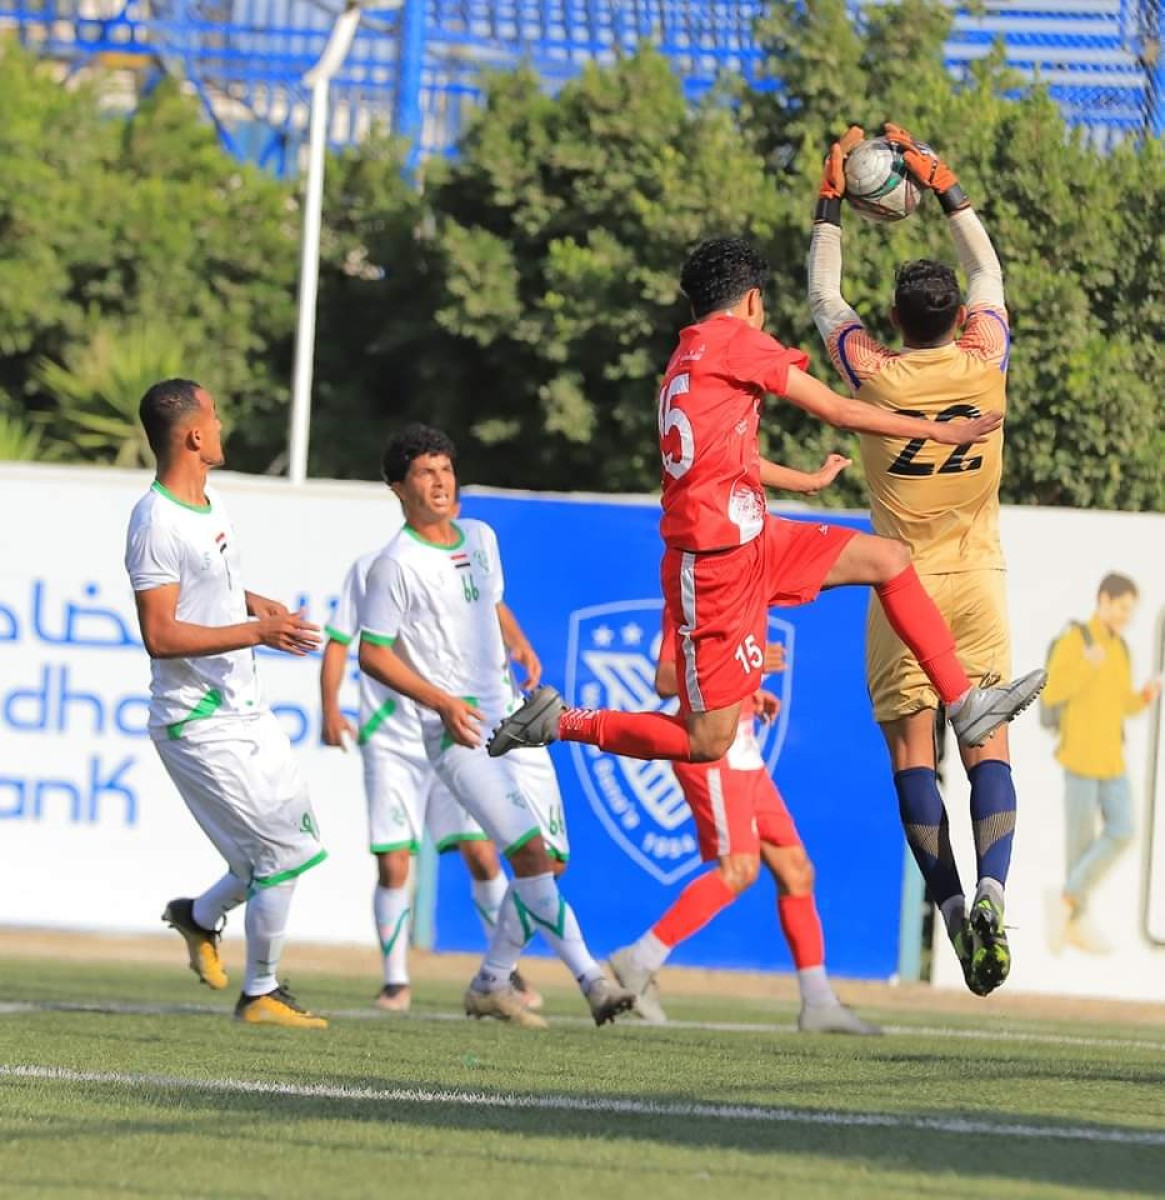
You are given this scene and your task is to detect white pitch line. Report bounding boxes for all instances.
[3,1063,1164,1147]
[4,999,1165,1054]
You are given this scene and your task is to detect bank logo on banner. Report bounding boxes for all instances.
[565,599,794,885]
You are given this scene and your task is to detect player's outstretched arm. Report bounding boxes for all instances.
[134,584,320,659]
[760,453,851,494]
[781,365,1002,446]
[358,636,483,748]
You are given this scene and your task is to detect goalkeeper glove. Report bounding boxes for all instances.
[815,125,865,224]
[882,122,969,213]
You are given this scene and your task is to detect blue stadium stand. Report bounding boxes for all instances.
[0,0,1160,169]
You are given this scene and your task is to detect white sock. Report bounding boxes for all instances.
[947,688,972,717]
[243,881,295,996]
[374,884,412,986]
[512,873,602,991]
[631,931,670,973]
[797,965,839,1007]
[471,873,509,940]
[476,882,534,990]
[193,872,247,930]
[940,894,967,940]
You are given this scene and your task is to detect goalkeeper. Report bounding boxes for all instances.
[807,122,1040,996]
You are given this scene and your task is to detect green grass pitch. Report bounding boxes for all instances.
[2,955,1164,1199]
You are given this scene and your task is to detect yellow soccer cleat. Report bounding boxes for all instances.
[162,898,228,990]
[234,985,328,1029]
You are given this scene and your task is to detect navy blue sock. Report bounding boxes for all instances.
[894,767,964,909]
[967,760,1016,888]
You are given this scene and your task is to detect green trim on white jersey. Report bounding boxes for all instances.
[151,479,212,514]
[402,522,465,551]
[166,688,225,740]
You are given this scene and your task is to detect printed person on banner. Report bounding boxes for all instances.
[1042,573,1161,955]
[124,378,327,1029]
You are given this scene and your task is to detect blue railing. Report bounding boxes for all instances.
[1,0,1160,170]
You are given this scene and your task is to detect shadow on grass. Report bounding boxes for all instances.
[5,1072,1160,1194]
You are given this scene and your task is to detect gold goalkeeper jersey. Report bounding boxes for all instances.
[826,307,1010,575]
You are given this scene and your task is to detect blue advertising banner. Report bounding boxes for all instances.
[436,489,904,980]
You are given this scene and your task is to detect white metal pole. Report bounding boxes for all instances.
[288,2,364,486]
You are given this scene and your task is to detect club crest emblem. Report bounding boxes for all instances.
[565,599,794,885]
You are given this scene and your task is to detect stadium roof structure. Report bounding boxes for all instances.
[1,0,1162,173]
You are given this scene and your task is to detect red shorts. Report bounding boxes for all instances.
[661,516,856,712]
[673,760,801,860]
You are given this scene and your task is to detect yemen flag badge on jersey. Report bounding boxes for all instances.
[451,551,471,571]
[216,530,234,588]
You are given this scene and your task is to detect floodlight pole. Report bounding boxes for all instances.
[288,0,364,486]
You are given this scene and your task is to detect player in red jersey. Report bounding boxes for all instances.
[488,238,1046,762]
[609,602,881,1035]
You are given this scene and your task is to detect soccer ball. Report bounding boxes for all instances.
[843,137,921,225]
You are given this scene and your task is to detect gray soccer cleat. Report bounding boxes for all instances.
[487,686,566,758]
[584,975,637,1026]
[608,946,669,1024]
[797,1002,883,1036]
[464,982,548,1029]
[949,669,1047,748]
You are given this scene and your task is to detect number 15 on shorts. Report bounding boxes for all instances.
[735,634,763,675]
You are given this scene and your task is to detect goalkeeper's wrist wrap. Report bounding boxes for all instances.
[814,196,843,225]
[938,184,970,214]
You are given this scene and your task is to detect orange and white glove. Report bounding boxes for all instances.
[815,124,865,225]
[882,122,969,212]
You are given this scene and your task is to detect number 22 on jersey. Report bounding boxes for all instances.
[659,372,694,479]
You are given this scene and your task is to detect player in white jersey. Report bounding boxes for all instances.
[321,541,551,1011]
[124,379,327,1029]
[358,424,632,1028]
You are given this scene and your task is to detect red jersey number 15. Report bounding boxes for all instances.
[659,372,694,479]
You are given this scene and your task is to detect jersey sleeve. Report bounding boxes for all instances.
[957,306,1011,372]
[359,554,409,647]
[124,518,182,593]
[723,325,810,398]
[481,524,505,604]
[826,322,898,393]
[325,559,363,646]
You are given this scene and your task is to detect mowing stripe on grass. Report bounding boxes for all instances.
[3,1063,1162,1147]
[3,998,1165,1054]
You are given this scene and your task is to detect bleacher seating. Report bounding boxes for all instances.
[0,0,1159,169]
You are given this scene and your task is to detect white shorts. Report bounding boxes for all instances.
[508,745,569,862]
[155,712,325,888]
[426,781,489,853]
[426,722,569,861]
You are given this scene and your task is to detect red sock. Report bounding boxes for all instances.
[652,871,737,947]
[558,708,692,761]
[777,893,825,970]
[876,566,971,704]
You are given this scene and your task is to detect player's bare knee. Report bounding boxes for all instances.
[549,855,568,878]
[376,849,412,889]
[460,842,500,882]
[688,727,734,762]
[880,537,912,581]
[719,855,760,894]
[786,851,815,895]
[507,836,553,877]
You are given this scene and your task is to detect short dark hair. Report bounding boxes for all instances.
[680,238,770,319]
[1098,572,1138,601]
[893,260,962,345]
[382,423,457,484]
[139,379,204,456]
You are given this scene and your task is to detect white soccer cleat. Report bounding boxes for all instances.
[487,686,566,758]
[949,669,1047,748]
[463,983,548,1029]
[584,975,637,1026]
[608,947,668,1025]
[797,1002,882,1036]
